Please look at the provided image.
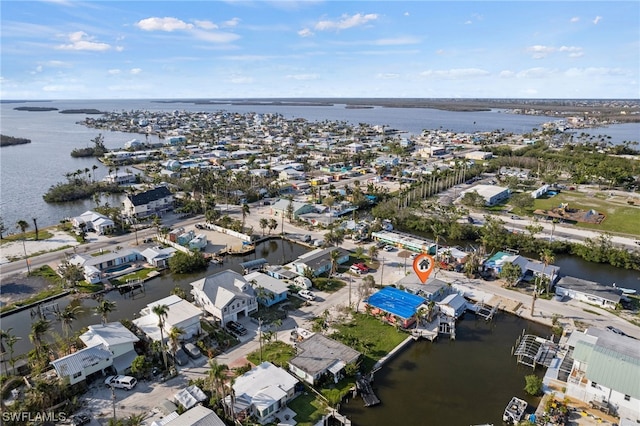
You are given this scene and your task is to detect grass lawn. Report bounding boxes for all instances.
[110,268,157,286]
[246,341,296,368]
[287,391,327,426]
[313,277,346,292]
[533,191,640,235]
[332,312,409,372]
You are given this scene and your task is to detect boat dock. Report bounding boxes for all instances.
[512,332,559,368]
[469,301,500,321]
[356,376,380,407]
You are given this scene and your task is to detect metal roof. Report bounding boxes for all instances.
[573,329,640,399]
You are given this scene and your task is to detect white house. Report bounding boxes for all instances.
[68,249,142,284]
[140,246,177,269]
[190,270,258,325]
[226,362,299,425]
[162,405,225,426]
[565,328,640,422]
[460,184,511,206]
[71,210,115,235]
[555,276,623,308]
[122,186,174,219]
[50,344,113,385]
[437,294,468,319]
[132,295,202,343]
[79,322,140,375]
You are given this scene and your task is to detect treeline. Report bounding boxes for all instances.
[43,180,123,202]
[70,133,108,158]
[1,134,31,147]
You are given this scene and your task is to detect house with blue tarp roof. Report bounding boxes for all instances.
[366,286,426,328]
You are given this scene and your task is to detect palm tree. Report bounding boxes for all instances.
[29,319,51,361]
[208,360,229,415]
[16,219,30,274]
[95,299,117,325]
[241,203,250,233]
[32,217,39,241]
[259,218,268,236]
[167,326,184,360]
[1,329,21,375]
[57,304,83,348]
[329,249,340,278]
[152,304,170,370]
[539,249,556,295]
[368,245,379,260]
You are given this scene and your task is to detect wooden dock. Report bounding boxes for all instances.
[471,301,500,321]
[356,377,381,407]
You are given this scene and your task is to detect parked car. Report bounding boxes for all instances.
[70,414,91,426]
[143,237,154,243]
[104,375,137,390]
[182,342,202,359]
[171,347,190,366]
[298,289,316,301]
[384,245,395,252]
[302,234,312,242]
[352,263,369,272]
[226,320,247,336]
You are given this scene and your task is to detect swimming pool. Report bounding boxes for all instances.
[105,264,130,273]
[547,190,558,196]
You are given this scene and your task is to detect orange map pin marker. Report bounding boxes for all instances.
[413,253,435,283]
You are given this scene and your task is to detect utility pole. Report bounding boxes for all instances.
[380,257,385,287]
[109,385,116,420]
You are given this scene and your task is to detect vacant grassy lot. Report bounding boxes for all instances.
[533,190,640,235]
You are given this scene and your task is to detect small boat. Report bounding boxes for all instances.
[612,283,636,294]
[503,396,527,424]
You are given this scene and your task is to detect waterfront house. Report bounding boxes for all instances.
[565,328,640,422]
[160,405,225,426]
[50,344,112,385]
[555,276,623,308]
[225,362,299,424]
[190,269,258,325]
[395,275,450,302]
[291,247,350,277]
[140,246,177,269]
[68,249,142,284]
[122,185,174,219]
[270,199,315,221]
[132,295,202,343]
[437,294,468,319]
[103,171,137,186]
[244,271,289,307]
[483,251,560,285]
[365,286,426,329]
[289,334,361,385]
[79,322,140,375]
[71,210,115,235]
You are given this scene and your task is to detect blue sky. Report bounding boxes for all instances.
[1,1,638,99]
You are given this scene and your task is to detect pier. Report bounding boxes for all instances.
[512,332,559,368]
[470,301,500,321]
[356,376,381,407]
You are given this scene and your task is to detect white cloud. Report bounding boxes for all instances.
[420,68,490,79]
[558,46,584,58]
[108,69,121,75]
[192,29,241,43]
[527,45,555,59]
[285,74,319,81]
[499,70,515,78]
[55,31,111,51]
[136,17,194,32]
[374,36,420,46]
[404,12,410,17]
[314,13,379,31]
[298,28,314,37]
[570,17,580,23]
[222,18,240,28]
[593,16,602,24]
[195,20,218,30]
[565,67,628,77]
[516,67,555,79]
[130,68,142,75]
[376,73,400,79]
[464,20,472,25]
[228,76,254,84]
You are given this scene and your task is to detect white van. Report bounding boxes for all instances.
[105,375,137,390]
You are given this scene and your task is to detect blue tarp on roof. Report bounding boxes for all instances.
[367,286,426,320]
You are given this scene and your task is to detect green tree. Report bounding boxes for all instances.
[510,192,535,210]
[268,218,278,235]
[259,218,268,236]
[16,219,31,274]
[168,251,208,274]
[170,285,187,299]
[0,328,21,375]
[57,259,85,288]
[152,304,170,371]
[56,304,83,348]
[29,319,50,361]
[168,326,185,360]
[499,262,522,287]
[539,249,556,295]
[96,299,117,325]
[130,355,151,379]
[524,374,543,396]
[241,203,250,233]
[368,244,379,260]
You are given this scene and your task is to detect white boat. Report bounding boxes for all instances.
[612,283,636,294]
[503,396,527,424]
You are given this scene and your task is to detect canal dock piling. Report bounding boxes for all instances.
[356,376,381,407]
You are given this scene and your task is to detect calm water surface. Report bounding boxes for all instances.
[342,314,549,426]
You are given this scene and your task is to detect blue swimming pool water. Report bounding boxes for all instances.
[547,191,558,196]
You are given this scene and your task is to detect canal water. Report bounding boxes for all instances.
[341,314,550,426]
[1,238,308,357]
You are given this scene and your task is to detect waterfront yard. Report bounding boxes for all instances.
[533,190,640,235]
